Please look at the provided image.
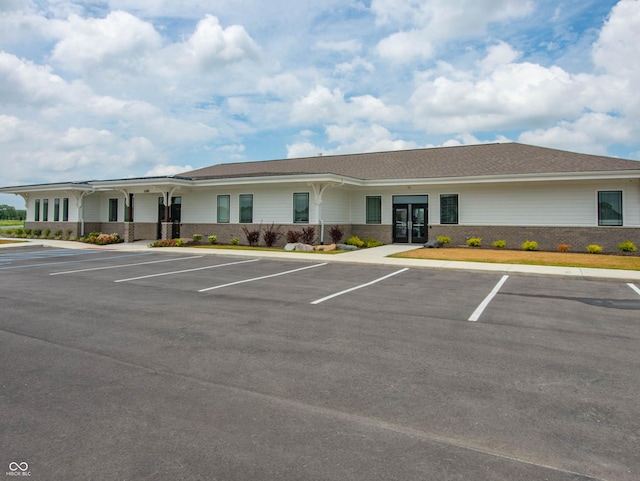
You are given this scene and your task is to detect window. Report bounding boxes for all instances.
[34,199,40,221]
[440,194,459,224]
[217,195,230,223]
[109,198,118,222]
[42,199,48,221]
[62,198,69,222]
[53,198,60,222]
[239,194,253,223]
[366,196,381,224]
[598,191,623,226]
[293,193,309,223]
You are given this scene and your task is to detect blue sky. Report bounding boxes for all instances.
[1,0,639,209]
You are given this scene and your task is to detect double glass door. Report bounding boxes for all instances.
[393,203,427,244]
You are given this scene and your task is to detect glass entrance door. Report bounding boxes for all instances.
[393,205,409,243]
[411,204,427,244]
[392,199,428,243]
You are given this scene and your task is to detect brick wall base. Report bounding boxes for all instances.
[428,225,640,253]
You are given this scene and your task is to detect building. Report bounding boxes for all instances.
[2,142,639,251]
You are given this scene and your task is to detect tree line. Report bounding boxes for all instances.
[0,204,27,220]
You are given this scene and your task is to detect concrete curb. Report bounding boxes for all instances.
[2,237,640,282]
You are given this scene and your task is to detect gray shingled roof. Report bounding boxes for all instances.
[181,142,640,181]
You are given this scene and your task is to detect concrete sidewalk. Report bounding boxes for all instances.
[2,237,640,282]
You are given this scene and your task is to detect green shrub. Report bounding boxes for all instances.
[193,233,203,242]
[437,235,451,245]
[43,229,51,238]
[24,228,32,236]
[33,229,42,237]
[364,238,383,248]
[466,237,481,247]
[231,237,240,245]
[493,239,506,249]
[65,229,73,239]
[522,240,538,251]
[587,244,602,254]
[345,236,365,248]
[208,235,217,244]
[618,240,637,252]
[53,230,63,238]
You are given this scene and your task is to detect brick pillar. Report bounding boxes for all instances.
[123,222,135,243]
[161,222,172,240]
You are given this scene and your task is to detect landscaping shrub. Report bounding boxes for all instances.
[521,240,538,251]
[193,233,203,242]
[242,226,261,246]
[329,225,344,244]
[618,240,637,252]
[65,229,73,239]
[53,230,63,238]
[587,244,602,254]
[208,235,217,244]
[33,229,42,237]
[466,237,482,247]
[43,229,51,238]
[437,235,451,245]
[364,238,383,248]
[493,239,506,249]
[149,239,182,247]
[231,237,240,245]
[286,230,301,243]
[301,226,316,245]
[262,223,282,247]
[557,243,570,252]
[345,236,365,248]
[83,232,123,245]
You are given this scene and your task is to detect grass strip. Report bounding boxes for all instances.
[390,247,640,271]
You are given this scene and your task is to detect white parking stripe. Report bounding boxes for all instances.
[50,256,204,275]
[0,252,152,270]
[114,258,260,283]
[628,283,640,296]
[311,268,409,305]
[468,275,509,322]
[198,263,327,292]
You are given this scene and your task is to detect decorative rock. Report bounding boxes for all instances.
[314,243,336,251]
[337,243,358,251]
[286,242,314,251]
[424,239,443,248]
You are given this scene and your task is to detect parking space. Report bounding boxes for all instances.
[2,245,640,480]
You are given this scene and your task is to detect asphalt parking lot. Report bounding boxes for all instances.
[1,245,639,480]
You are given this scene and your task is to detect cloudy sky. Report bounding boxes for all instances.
[1,0,639,208]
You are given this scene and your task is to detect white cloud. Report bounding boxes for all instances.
[519,113,632,155]
[163,15,260,73]
[145,164,194,177]
[373,0,534,61]
[50,11,162,74]
[287,123,418,158]
[291,85,404,125]
[410,47,584,133]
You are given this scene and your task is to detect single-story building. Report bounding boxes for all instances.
[2,142,639,251]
